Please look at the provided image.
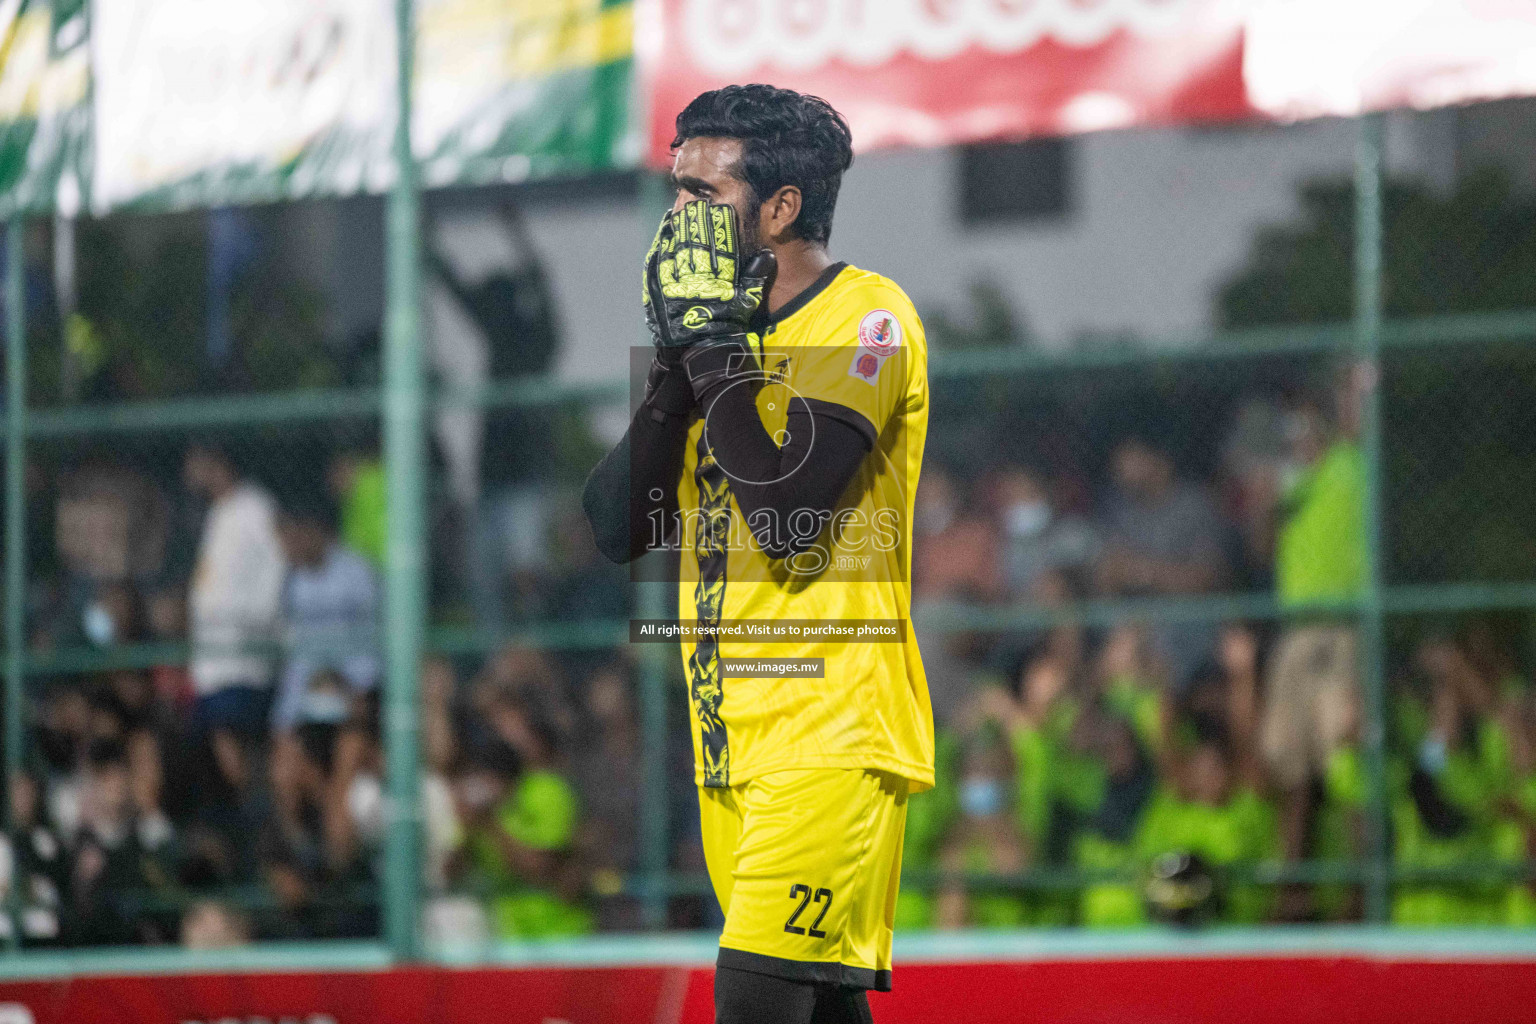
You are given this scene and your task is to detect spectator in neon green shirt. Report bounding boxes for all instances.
[1137,738,1279,924]
[452,735,593,939]
[329,450,387,568]
[1387,635,1536,925]
[987,645,1162,928]
[933,725,1031,929]
[1273,443,1366,609]
[1070,713,1158,927]
[894,730,960,930]
[1138,628,1277,925]
[1260,389,1367,919]
[1095,623,1167,756]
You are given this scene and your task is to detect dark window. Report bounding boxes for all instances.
[958,137,1073,225]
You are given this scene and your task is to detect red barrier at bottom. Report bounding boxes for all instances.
[1,954,1535,1024]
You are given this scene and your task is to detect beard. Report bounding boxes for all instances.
[734,198,763,256]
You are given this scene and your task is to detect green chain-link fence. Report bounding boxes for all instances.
[4,110,1536,965]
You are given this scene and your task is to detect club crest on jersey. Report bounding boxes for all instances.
[850,309,900,384]
[857,309,902,356]
[849,349,888,384]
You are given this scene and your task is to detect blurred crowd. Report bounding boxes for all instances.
[907,372,1536,927]
[4,364,1536,949]
[3,439,651,948]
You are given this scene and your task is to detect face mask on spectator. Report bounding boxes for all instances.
[960,775,1004,818]
[1418,735,1449,775]
[83,602,116,647]
[1277,459,1308,496]
[299,689,348,726]
[1004,500,1051,539]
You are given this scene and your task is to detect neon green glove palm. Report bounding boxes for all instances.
[641,212,673,353]
[643,200,776,405]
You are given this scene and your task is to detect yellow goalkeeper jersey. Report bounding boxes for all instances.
[675,262,934,792]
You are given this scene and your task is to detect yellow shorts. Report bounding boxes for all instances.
[699,768,910,992]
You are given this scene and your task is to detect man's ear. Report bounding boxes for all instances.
[760,185,802,244]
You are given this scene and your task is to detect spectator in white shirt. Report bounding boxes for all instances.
[268,495,383,859]
[271,494,381,733]
[183,445,286,794]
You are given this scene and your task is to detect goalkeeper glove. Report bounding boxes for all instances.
[644,200,777,408]
[638,212,694,420]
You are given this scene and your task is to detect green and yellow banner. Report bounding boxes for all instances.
[415,0,635,187]
[0,0,90,217]
[0,0,636,215]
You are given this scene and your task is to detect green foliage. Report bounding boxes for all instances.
[551,405,607,486]
[74,214,207,401]
[34,214,338,405]
[924,278,1028,350]
[1218,168,1536,327]
[227,262,335,391]
[1385,345,1536,585]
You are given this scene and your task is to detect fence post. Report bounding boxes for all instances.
[1354,112,1390,924]
[382,0,425,961]
[636,172,674,930]
[3,219,24,953]
[636,578,671,929]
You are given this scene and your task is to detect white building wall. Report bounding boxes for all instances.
[833,118,1360,348]
[300,108,1479,386]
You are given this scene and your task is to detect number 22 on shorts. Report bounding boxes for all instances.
[784,884,833,939]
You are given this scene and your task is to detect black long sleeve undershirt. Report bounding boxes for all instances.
[582,369,874,565]
[582,389,691,565]
[698,377,874,559]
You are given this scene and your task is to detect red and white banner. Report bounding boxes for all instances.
[639,0,1254,163]
[639,0,1536,164]
[1243,0,1536,121]
[4,954,1536,1024]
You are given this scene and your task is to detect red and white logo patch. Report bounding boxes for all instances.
[849,309,902,384]
[857,309,902,355]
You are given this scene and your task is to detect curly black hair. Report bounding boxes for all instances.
[672,84,854,246]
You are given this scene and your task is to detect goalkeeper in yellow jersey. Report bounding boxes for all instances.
[583,84,933,1024]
